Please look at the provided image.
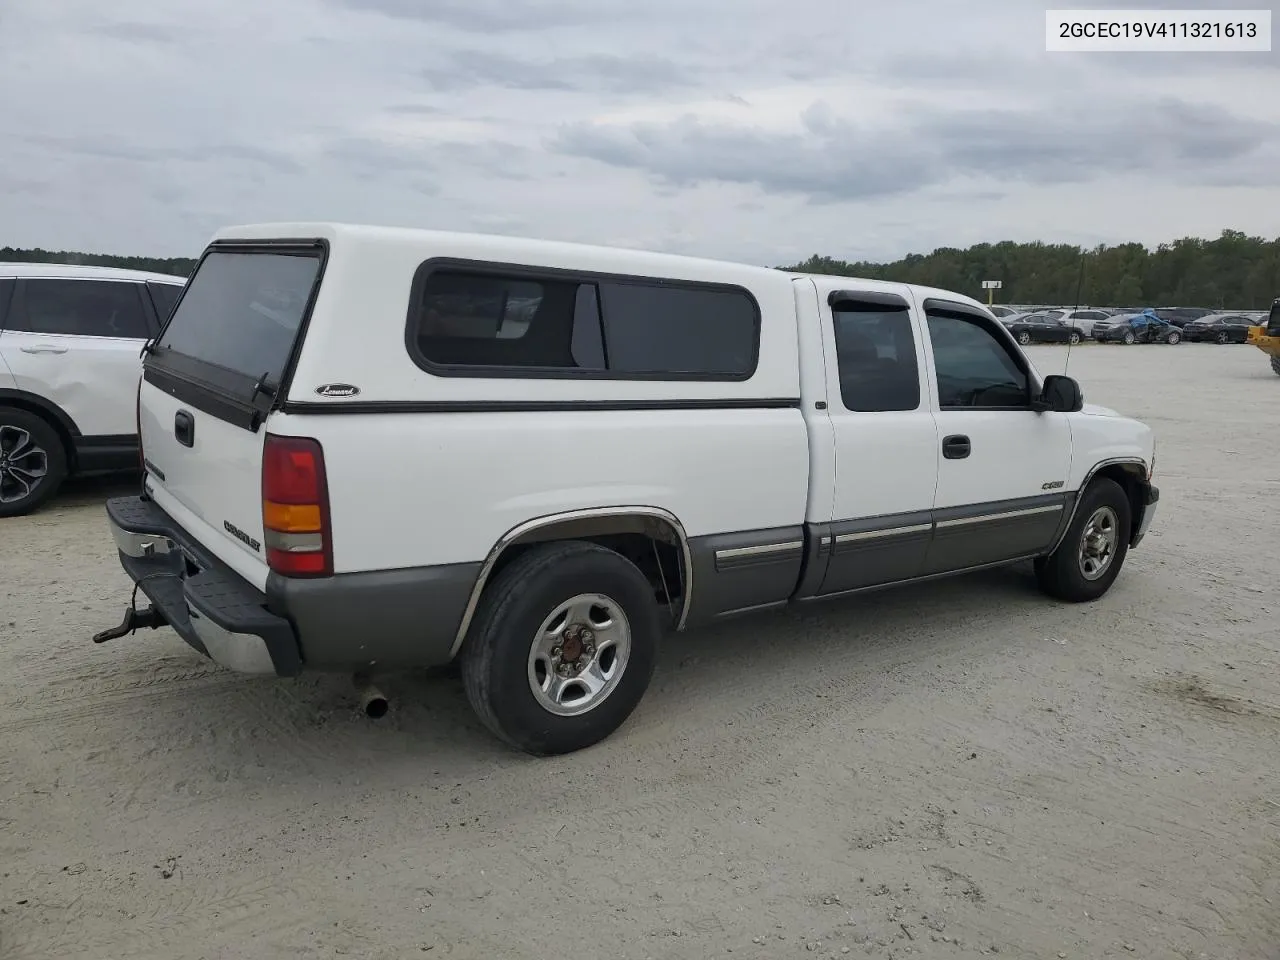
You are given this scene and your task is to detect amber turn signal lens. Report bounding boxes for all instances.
[263,500,322,533]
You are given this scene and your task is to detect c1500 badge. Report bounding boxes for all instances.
[315,383,360,398]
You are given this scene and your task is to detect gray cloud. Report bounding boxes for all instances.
[22,134,303,173]
[420,49,698,94]
[554,95,1280,203]
[1,0,1276,264]
[93,21,178,44]
[325,0,611,31]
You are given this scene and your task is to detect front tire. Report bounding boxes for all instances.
[1122,330,1136,345]
[1271,356,1280,377]
[1035,477,1132,602]
[1017,331,1032,345]
[0,407,68,518]
[1166,330,1181,344]
[460,540,661,756]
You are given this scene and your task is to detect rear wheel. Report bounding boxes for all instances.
[1271,356,1280,377]
[1035,477,1132,602]
[0,407,68,518]
[1216,331,1229,344]
[1068,332,1081,345]
[460,540,661,756]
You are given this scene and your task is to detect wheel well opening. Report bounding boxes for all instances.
[1092,463,1146,540]
[489,516,687,627]
[0,400,76,470]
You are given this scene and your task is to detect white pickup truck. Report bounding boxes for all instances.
[94,223,1159,756]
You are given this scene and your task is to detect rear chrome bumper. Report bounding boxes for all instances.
[100,496,301,676]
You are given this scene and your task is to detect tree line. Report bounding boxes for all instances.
[781,229,1280,309]
[5,227,1280,308]
[0,246,195,278]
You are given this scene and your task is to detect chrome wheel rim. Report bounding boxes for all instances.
[0,425,49,505]
[1018,332,1031,344]
[527,593,631,717]
[1078,506,1119,580]
[1123,332,1134,344]
[1069,333,1080,344]
[1168,332,1180,344]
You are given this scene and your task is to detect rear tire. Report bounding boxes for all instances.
[1271,356,1280,377]
[1068,332,1081,345]
[460,540,661,756]
[1216,331,1229,344]
[1035,477,1132,603]
[0,406,68,518]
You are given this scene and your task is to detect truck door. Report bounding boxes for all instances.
[919,298,1072,574]
[812,286,940,595]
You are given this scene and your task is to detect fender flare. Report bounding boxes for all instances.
[448,506,693,658]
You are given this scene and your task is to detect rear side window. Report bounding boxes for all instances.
[13,279,150,339]
[830,302,920,412]
[409,265,758,379]
[155,249,321,381]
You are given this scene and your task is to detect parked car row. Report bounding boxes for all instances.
[994,304,1267,345]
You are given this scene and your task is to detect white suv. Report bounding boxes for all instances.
[95,223,1158,756]
[0,263,186,515]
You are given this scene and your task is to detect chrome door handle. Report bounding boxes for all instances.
[19,345,68,354]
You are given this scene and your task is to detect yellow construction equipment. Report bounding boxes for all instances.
[1248,298,1280,377]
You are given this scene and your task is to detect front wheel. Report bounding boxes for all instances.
[460,540,660,755]
[1122,330,1136,345]
[1271,356,1280,377]
[1166,330,1181,344]
[1035,477,1132,602]
[1017,331,1032,345]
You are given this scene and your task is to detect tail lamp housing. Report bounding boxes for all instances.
[261,434,333,577]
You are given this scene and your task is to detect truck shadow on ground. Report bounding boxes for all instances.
[83,561,1081,790]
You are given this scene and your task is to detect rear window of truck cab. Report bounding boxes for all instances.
[407,263,760,379]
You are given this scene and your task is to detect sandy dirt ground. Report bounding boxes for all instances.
[1,344,1278,960]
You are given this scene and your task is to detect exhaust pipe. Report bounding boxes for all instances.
[353,673,389,719]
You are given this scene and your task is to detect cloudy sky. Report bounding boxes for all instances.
[1,0,1277,266]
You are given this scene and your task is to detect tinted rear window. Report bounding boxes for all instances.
[409,266,758,379]
[155,249,321,381]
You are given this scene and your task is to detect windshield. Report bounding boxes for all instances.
[154,248,322,382]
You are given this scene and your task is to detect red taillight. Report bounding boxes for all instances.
[262,434,333,578]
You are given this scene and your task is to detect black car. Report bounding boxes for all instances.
[1091,313,1183,344]
[1006,312,1086,345]
[1181,313,1258,344]
[1153,307,1215,328]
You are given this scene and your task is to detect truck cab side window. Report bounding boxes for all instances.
[927,310,1030,409]
[831,303,920,412]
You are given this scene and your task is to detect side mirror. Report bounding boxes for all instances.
[1036,374,1083,413]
